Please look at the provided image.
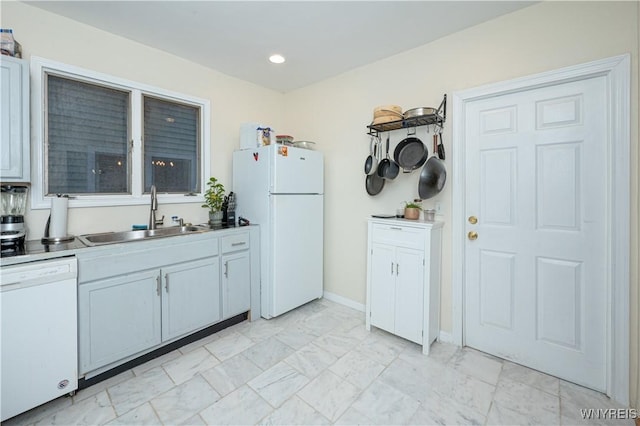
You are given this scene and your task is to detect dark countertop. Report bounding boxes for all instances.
[0,238,88,264]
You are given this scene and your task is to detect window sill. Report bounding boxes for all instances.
[31,194,205,210]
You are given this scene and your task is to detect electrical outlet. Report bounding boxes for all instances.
[435,202,442,214]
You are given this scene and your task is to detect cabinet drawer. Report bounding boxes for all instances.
[371,223,425,249]
[221,232,250,254]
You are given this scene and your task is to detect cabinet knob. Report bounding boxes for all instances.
[468,216,478,224]
[468,231,478,241]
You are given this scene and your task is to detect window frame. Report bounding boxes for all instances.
[31,56,210,209]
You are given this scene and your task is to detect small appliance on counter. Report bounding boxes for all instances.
[41,194,75,245]
[222,192,236,226]
[1,185,28,253]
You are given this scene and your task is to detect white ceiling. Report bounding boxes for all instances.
[26,1,535,93]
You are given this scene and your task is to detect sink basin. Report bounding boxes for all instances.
[77,226,208,246]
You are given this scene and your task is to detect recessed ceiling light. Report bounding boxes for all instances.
[269,54,286,64]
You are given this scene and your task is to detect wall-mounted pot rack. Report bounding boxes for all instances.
[366,94,446,137]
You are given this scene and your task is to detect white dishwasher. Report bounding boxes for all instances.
[1,256,78,421]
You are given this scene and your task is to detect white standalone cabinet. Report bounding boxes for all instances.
[366,218,443,354]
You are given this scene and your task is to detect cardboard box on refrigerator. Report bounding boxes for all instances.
[239,123,274,149]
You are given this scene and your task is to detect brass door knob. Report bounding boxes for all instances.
[468,231,478,240]
[468,216,478,224]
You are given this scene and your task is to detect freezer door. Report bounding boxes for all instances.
[267,194,323,317]
[270,145,323,194]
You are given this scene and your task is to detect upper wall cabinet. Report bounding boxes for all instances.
[0,56,30,182]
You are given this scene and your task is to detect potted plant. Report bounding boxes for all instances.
[404,201,422,220]
[202,177,226,224]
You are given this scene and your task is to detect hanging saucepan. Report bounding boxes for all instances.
[366,141,385,195]
[418,134,447,199]
[393,136,428,173]
[364,136,379,175]
[377,134,400,179]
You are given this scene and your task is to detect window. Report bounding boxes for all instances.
[143,96,200,193]
[31,57,210,209]
[46,75,130,195]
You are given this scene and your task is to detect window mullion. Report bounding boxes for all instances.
[130,89,143,196]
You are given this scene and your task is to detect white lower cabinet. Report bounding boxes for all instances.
[221,231,251,318]
[77,229,260,377]
[79,257,219,374]
[366,219,443,354]
[370,243,425,344]
[79,270,162,373]
[161,258,221,341]
[222,251,251,318]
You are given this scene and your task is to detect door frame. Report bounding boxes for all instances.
[451,54,631,405]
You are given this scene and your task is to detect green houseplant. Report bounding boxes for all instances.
[404,201,422,220]
[202,177,226,224]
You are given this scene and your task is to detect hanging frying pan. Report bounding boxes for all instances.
[393,136,428,173]
[365,173,385,195]
[364,136,379,175]
[366,139,385,195]
[418,134,447,199]
[377,134,400,179]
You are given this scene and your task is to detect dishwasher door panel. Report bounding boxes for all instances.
[1,262,78,421]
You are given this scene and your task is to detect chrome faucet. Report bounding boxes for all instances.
[149,185,158,230]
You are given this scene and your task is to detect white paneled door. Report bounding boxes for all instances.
[464,76,608,391]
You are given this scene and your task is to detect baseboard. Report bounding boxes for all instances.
[438,330,455,344]
[322,291,365,312]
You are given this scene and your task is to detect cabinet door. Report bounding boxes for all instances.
[222,251,251,319]
[0,57,29,181]
[369,243,396,334]
[79,270,161,374]
[394,248,424,344]
[161,257,221,341]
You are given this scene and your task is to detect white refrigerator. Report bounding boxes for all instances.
[233,144,324,318]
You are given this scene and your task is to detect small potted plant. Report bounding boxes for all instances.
[404,201,422,220]
[202,177,226,224]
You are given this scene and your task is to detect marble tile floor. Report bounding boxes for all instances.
[5,298,632,426]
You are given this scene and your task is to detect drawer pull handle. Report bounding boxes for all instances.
[390,227,402,230]
[156,275,161,296]
[224,261,229,278]
[231,242,246,246]
[391,262,394,274]
[165,274,169,292]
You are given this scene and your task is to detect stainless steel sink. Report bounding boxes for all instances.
[77,225,208,246]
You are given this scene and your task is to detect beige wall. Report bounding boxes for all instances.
[283,1,639,406]
[2,0,639,408]
[1,1,285,238]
